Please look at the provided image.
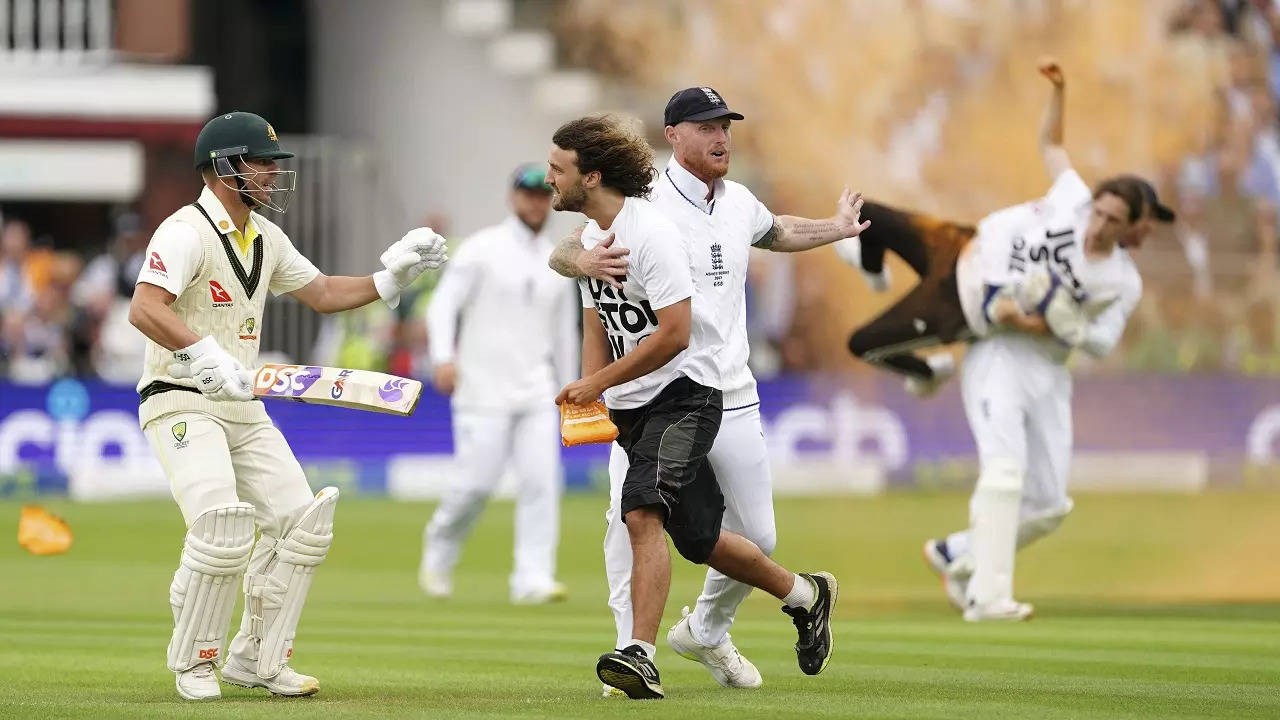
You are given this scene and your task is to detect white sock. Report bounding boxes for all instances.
[945,530,970,559]
[627,639,656,660]
[781,574,816,610]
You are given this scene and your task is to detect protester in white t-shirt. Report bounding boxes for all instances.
[546,114,839,700]
[550,87,870,691]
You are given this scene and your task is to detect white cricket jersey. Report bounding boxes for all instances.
[427,216,578,412]
[955,168,1143,363]
[650,156,775,409]
[579,196,722,410]
[134,186,320,427]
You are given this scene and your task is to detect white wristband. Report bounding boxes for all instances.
[372,269,401,309]
[173,335,220,365]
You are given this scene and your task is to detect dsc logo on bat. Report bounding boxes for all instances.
[254,365,324,397]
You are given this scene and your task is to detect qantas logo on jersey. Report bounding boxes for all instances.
[147,252,168,276]
[209,280,234,307]
[586,278,660,360]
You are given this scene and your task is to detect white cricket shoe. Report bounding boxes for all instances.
[175,662,221,701]
[667,607,762,689]
[833,236,892,292]
[221,656,320,696]
[419,567,453,598]
[512,581,569,605]
[905,353,956,398]
[922,539,967,611]
[963,600,1034,623]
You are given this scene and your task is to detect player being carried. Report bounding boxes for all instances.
[130,111,446,700]
[546,114,838,699]
[838,60,1174,619]
[550,87,869,692]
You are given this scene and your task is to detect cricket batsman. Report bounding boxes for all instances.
[129,111,446,700]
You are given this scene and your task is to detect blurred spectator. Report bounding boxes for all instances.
[5,284,72,384]
[0,219,34,312]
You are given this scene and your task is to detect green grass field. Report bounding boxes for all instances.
[2,492,1278,719]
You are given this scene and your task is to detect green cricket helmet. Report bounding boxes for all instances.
[194,111,297,213]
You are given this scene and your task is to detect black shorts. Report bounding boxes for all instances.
[609,376,724,563]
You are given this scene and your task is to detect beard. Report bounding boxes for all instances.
[552,182,587,212]
[680,150,730,181]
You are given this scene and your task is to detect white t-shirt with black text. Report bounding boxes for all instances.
[955,168,1142,362]
[578,196,722,409]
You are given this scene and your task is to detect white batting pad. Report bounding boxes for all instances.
[238,487,338,679]
[167,502,256,672]
[966,458,1023,608]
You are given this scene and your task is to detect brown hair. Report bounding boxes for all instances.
[552,114,656,198]
[1092,176,1145,223]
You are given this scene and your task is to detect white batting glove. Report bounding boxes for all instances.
[374,228,449,308]
[167,336,255,402]
[380,227,448,270]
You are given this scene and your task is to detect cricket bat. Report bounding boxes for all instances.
[251,364,422,416]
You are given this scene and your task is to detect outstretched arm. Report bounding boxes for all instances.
[757,188,871,252]
[1038,57,1072,181]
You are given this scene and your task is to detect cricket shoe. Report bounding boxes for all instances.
[922,539,967,611]
[833,236,891,292]
[418,567,453,598]
[596,645,664,699]
[782,571,838,676]
[963,599,1034,623]
[667,606,762,688]
[174,662,220,701]
[221,656,320,696]
[905,353,955,398]
[511,581,569,605]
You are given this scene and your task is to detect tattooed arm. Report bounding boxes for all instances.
[547,225,630,290]
[754,187,871,252]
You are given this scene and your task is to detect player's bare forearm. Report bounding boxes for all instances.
[581,309,610,377]
[767,216,852,252]
[1038,57,1071,180]
[549,227,628,289]
[549,234,587,279]
[289,274,380,314]
[129,283,200,351]
[1008,313,1050,336]
[593,327,687,391]
[991,297,1050,337]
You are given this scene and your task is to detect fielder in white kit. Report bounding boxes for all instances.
[917,61,1176,621]
[419,163,578,604]
[130,112,446,700]
[549,88,870,689]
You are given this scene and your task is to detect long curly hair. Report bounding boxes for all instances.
[552,114,656,198]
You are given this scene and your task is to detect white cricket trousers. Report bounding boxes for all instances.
[423,406,563,597]
[144,411,315,536]
[603,403,777,649]
[947,337,1074,560]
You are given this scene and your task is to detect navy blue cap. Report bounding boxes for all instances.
[663,87,744,127]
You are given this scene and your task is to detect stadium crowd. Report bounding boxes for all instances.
[4,0,1280,382]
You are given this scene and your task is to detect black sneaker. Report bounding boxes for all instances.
[596,645,664,699]
[782,571,838,675]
